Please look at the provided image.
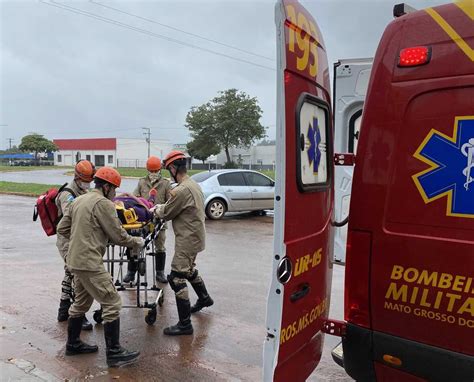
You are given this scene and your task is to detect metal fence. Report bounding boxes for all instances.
[116,158,274,171]
[116,159,148,168]
[0,159,55,166]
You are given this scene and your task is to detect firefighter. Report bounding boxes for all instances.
[56,159,95,330]
[151,151,214,336]
[57,167,143,366]
[123,156,171,284]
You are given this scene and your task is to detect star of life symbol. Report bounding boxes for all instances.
[412,116,474,218]
[307,117,321,174]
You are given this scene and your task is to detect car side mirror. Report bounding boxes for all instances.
[271,181,275,187]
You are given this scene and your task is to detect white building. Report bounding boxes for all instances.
[53,138,174,167]
[215,145,276,170]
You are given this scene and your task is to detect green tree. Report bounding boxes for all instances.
[186,136,220,164]
[19,133,57,163]
[186,89,266,165]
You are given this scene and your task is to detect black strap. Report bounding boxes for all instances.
[169,270,190,280]
[55,184,77,225]
[187,269,199,282]
[63,188,77,198]
[33,205,38,221]
[57,182,69,193]
[57,183,77,200]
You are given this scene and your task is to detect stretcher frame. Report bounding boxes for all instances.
[93,218,165,325]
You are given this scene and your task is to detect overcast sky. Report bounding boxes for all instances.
[1,0,447,149]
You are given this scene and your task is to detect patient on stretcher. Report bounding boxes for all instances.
[114,194,154,225]
[112,194,160,285]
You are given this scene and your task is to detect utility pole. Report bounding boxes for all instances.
[142,127,151,158]
[0,125,10,150]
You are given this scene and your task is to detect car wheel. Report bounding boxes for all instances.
[206,199,226,220]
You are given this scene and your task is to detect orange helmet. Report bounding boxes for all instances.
[163,150,186,170]
[94,167,121,187]
[75,160,95,182]
[146,156,162,171]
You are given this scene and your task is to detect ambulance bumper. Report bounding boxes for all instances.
[341,323,474,382]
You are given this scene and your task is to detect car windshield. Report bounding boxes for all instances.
[191,171,215,183]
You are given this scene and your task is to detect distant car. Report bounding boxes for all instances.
[191,169,275,220]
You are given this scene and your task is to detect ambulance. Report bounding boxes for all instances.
[264,1,474,381]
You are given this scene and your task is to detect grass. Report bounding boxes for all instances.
[0,181,60,196]
[63,168,275,180]
[0,168,276,198]
[0,165,73,172]
[115,168,204,178]
[116,168,275,179]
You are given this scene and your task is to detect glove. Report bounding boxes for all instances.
[135,237,145,248]
[150,204,166,218]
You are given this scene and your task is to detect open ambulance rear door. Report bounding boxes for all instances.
[263,1,334,381]
[333,58,372,263]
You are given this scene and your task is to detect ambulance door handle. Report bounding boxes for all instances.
[290,283,310,302]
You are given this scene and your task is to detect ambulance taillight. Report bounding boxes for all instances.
[344,230,372,328]
[398,46,431,67]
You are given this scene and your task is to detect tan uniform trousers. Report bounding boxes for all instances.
[57,236,74,301]
[171,252,203,300]
[154,229,166,252]
[69,269,122,323]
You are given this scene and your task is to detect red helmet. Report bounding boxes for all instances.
[75,160,95,182]
[163,150,186,170]
[94,167,121,187]
[146,156,162,171]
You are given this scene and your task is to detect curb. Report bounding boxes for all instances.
[64,171,141,179]
[0,191,38,198]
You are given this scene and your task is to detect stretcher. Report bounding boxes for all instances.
[92,217,165,326]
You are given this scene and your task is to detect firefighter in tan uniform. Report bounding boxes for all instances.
[57,167,142,366]
[122,156,171,284]
[55,160,95,331]
[152,151,214,336]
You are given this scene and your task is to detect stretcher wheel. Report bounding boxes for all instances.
[158,292,164,307]
[145,309,157,325]
[93,309,103,324]
[138,261,146,276]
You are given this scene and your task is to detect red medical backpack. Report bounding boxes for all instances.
[33,183,76,236]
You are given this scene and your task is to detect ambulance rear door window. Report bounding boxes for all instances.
[296,94,332,192]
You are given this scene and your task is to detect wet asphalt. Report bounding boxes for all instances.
[0,189,352,381]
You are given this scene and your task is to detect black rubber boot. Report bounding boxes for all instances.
[104,318,140,367]
[155,252,168,284]
[190,280,214,314]
[58,299,71,322]
[82,316,93,331]
[123,254,137,284]
[163,297,193,336]
[65,316,98,356]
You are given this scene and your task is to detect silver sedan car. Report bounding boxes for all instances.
[191,169,275,220]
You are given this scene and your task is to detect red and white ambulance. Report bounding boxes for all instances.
[264,1,474,381]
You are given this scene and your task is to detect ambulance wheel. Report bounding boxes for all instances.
[93,310,103,324]
[145,309,157,325]
[138,261,146,276]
